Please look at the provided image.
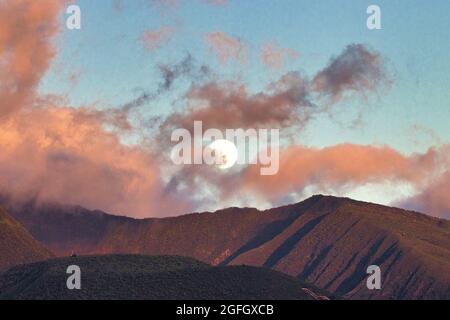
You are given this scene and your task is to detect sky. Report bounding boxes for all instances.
[40,0,450,154]
[1,0,449,218]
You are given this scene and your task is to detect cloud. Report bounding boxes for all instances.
[2,0,444,220]
[160,72,312,136]
[158,143,450,219]
[155,44,391,206]
[0,0,191,217]
[205,32,247,65]
[140,26,174,51]
[312,44,388,102]
[261,42,299,71]
[238,144,440,200]
[0,0,62,120]
[160,44,387,135]
[0,105,191,217]
[401,172,450,219]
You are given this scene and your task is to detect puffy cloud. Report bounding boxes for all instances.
[156,44,392,207]
[312,44,388,102]
[0,106,190,217]
[238,144,442,201]
[2,0,445,220]
[0,0,190,217]
[160,44,387,135]
[205,32,247,65]
[161,73,312,133]
[0,0,62,120]
[159,143,450,219]
[261,42,299,71]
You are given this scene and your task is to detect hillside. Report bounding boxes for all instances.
[0,255,326,300]
[6,195,450,299]
[0,207,53,272]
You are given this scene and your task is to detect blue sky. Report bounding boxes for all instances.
[40,0,450,154]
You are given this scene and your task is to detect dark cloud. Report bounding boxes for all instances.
[158,44,388,136]
[312,44,388,102]
[161,71,313,135]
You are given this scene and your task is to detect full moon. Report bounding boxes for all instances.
[206,139,238,170]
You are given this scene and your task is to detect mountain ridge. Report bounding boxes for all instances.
[4,195,450,299]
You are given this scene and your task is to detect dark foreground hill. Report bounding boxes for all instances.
[0,255,327,300]
[6,195,450,300]
[0,207,52,272]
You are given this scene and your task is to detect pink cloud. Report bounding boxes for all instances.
[205,32,247,65]
[261,42,299,71]
[0,0,62,120]
[0,0,190,218]
[233,144,450,217]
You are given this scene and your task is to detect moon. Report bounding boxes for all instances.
[207,139,238,170]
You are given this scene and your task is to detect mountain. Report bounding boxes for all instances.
[0,207,53,272]
[6,195,450,300]
[0,255,328,300]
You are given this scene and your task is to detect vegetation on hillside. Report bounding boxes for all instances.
[0,255,330,300]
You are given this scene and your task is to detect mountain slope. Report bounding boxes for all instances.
[6,196,450,299]
[0,207,53,272]
[0,255,326,300]
[229,197,450,300]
